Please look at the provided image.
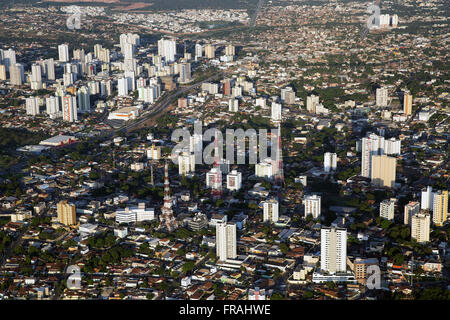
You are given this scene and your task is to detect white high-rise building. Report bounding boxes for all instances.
[376,87,388,107]
[25,97,40,115]
[380,199,395,220]
[226,170,242,191]
[62,95,78,122]
[195,43,203,58]
[263,199,279,223]
[306,94,319,113]
[411,212,430,243]
[0,64,6,81]
[404,201,420,225]
[178,152,195,176]
[391,14,399,27]
[118,77,129,96]
[255,158,274,179]
[158,38,176,63]
[384,137,401,155]
[58,44,70,62]
[45,96,60,115]
[361,133,385,178]
[31,63,43,89]
[10,63,24,86]
[206,167,222,189]
[320,227,347,274]
[216,222,237,261]
[2,49,16,72]
[271,102,282,121]
[324,152,337,172]
[304,195,321,219]
[421,186,434,210]
[229,98,239,112]
[179,63,192,84]
[45,58,55,81]
[77,86,90,113]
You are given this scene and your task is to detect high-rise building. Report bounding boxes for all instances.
[411,212,430,243]
[25,97,40,115]
[158,38,176,63]
[30,63,43,89]
[62,95,78,122]
[58,44,70,62]
[306,94,319,113]
[195,43,203,58]
[255,158,274,179]
[324,152,337,172]
[371,155,396,188]
[304,195,321,219]
[384,137,401,155]
[228,98,239,112]
[403,91,412,115]
[206,167,222,189]
[361,133,385,178]
[2,48,16,72]
[421,186,434,210]
[57,200,77,226]
[376,87,388,107]
[10,63,24,86]
[226,170,242,191]
[205,44,215,59]
[404,201,420,225]
[391,14,399,27]
[225,44,235,56]
[118,77,129,96]
[281,87,295,104]
[271,102,282,122]
[178,152,195,176]
[45,58,55,81]
[0,64,6,81]
[380,199,395,220]
[179,62,192,84]
[216,222,237,261]
[263,199,279,223]
[432,190,448,226]
[77,86,90,113]
[45,96,60,115]
[320,227,347,274]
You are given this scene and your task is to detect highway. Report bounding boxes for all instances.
[104,71,224,139]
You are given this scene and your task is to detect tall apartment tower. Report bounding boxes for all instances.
[205,44,215,59]
[380,199,395,220]
[216,222,237,261]
[10,63,24,86]
[404,201,420,225]
[361,133,385,178]
[57,200,77,226]
[25,97,40,115]
[178,152,195,176]
[45,58,55,81]
[411,212,430,243]
[0,64,6,81]
[403,91,412,115]
[226,170,242,191]
[77,86,90,113]
[271,102,282,122]
[304,195,321,219]
[376,87,388,107]
[432,190,448,226]
[421,186,434,210]
[306,94,319,113]
[320,227,347,274]
[263,199,279,223]
[58,44,70,62]
[62,95,78,122]
[195,43,203,58]
[158,38,176,63]
[324,152,337,172]
[371,155,396,188]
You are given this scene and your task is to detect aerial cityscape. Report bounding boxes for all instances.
[0,0,448,304]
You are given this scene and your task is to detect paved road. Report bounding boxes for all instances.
[101,72,224,139]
